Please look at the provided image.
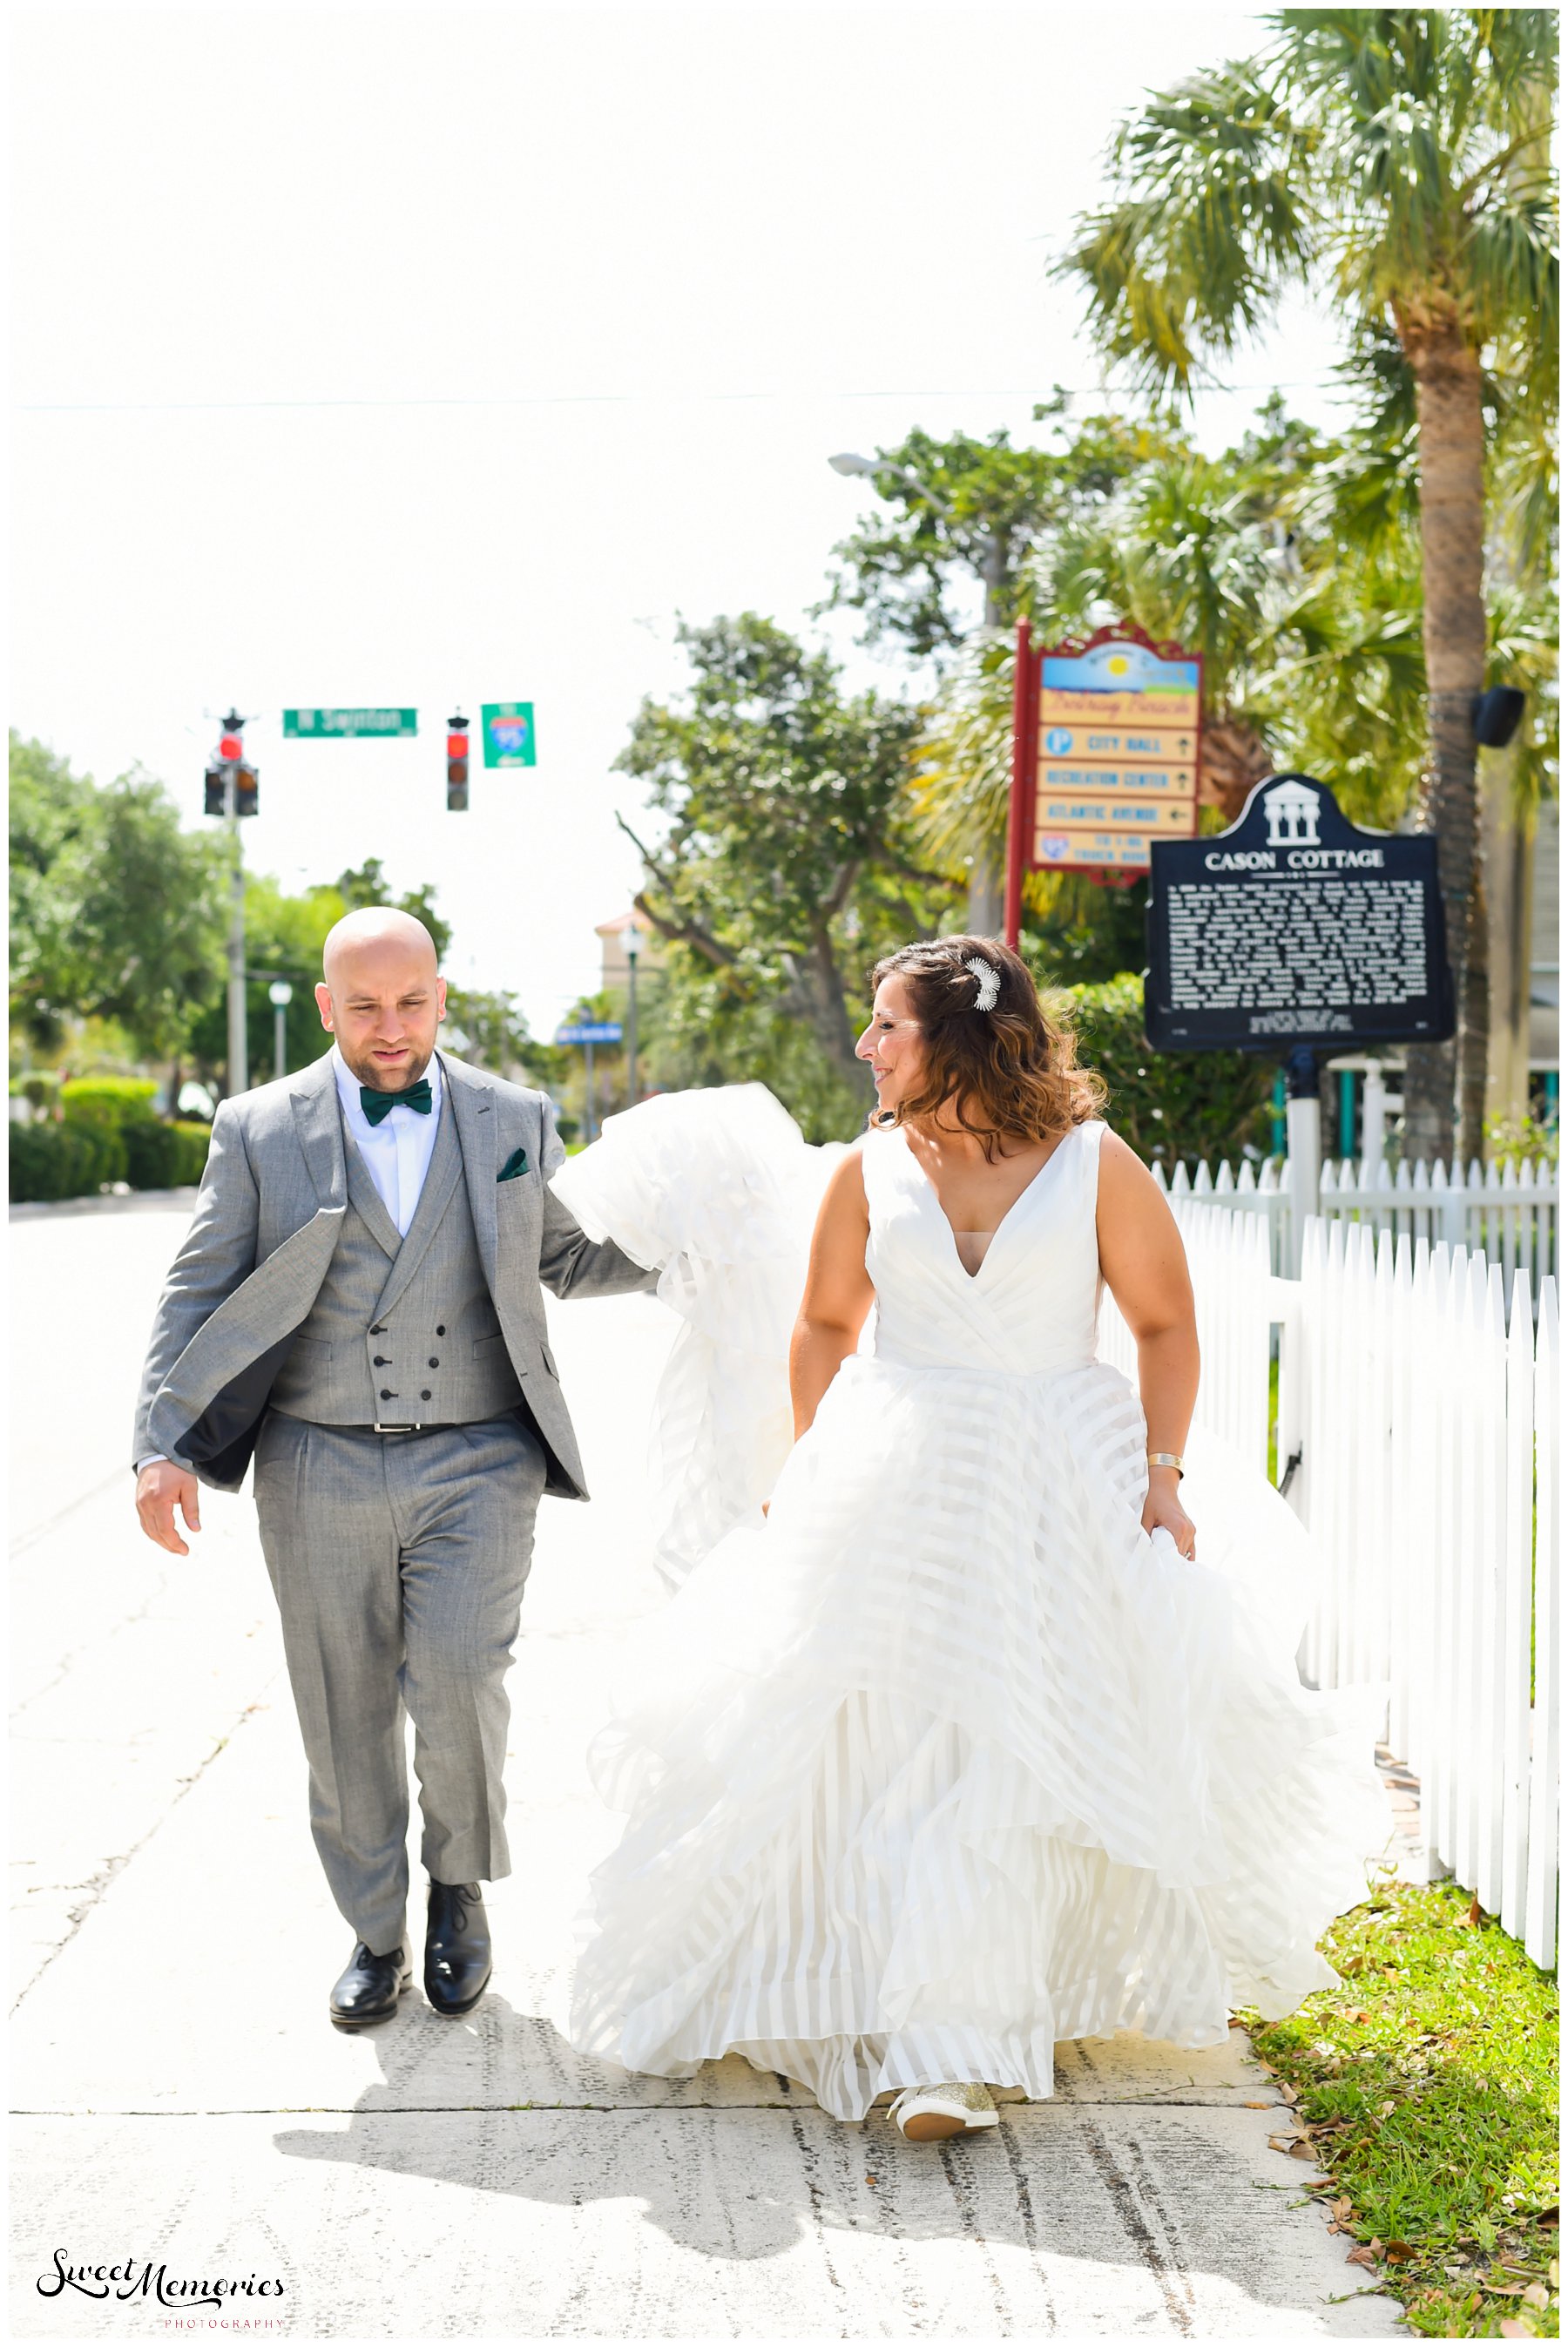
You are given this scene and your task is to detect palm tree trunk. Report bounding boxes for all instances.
[1199,717,1274,826]
[1401,312,1489,1165]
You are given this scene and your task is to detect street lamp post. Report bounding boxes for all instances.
[624,920,640,1108]
[268,980,294,1082]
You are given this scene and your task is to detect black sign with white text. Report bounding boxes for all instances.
[1145,774,1455,1052]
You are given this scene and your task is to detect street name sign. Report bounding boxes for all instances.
[1144,774,1455,1052]
[555,1022,623,1046]
[482,703,537,768]
[284,708,418,739]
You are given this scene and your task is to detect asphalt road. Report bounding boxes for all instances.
[9,1193,1403,2339]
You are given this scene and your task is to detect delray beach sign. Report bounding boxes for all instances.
[1003,623,1203,937]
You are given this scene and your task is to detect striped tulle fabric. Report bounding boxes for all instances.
[558,1086,1390,2122]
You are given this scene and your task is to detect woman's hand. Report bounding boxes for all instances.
[1141,1465,1197,1559]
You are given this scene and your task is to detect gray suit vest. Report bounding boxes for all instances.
[268,1092,524,1426]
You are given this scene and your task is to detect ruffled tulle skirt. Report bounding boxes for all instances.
[556,1088,1390,2122]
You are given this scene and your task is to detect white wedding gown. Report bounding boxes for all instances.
[555,1085,1389,2123]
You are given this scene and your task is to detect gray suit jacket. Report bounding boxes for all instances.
[132,1049,660,1500]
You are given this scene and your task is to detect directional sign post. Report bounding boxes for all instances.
[1004,622,1202,942]
[283,708,418,739]
[554,1021,623,1144]
[482,703,537,768]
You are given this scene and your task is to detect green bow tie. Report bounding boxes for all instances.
[359,1076,433,1126]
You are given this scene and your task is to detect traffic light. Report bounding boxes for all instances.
[447,714,470,812]
[203,714,258,817]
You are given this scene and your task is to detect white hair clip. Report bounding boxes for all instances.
[963,955,1001,1012]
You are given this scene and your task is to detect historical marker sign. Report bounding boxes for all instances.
[284,708,418,739]
[482,702,537,768]
[1144,774,1455,1052]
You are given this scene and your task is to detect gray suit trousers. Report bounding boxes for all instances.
[253,1410,548,1955]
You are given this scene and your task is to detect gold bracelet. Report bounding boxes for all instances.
[1147,1451,1185,1480]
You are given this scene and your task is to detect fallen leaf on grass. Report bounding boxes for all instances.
[1498,2322,1530,2339]
[1276,2080,1300,2104]
[1268,2133,1301,2154]
[1382,2241,1416,2263]
[1331,2198,1355,2222]
[1346,2247,1379,2269]
[1289,2141,1321,2162]
[1523,2283,1551,2310]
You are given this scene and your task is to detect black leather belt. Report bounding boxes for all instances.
[368,1421,464,1437]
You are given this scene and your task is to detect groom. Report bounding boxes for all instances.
[132,908,659,2027]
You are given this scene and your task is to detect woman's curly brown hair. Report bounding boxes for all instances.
[868,934,1107,1160]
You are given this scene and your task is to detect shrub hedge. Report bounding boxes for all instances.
[1048,970,1276,1170]
[10,1106,211,1202]
[59,1077,159,1130]
[10,1119,127,1201]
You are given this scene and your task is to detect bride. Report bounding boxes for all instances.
[557,934,1387,2141]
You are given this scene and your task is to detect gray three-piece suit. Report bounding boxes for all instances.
[133,1047,658,1953]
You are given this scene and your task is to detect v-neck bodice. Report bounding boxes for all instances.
[862,1118,1105,1376]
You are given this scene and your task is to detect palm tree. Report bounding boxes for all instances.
[1059,10,1558,1162]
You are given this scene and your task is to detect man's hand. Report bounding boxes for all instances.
[135,1460,203,1555]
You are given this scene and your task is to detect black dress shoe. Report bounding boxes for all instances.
[329,1942,411,2030]
[424,1879,491,2016]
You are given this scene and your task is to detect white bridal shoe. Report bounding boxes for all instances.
[889,2080,1000,2141]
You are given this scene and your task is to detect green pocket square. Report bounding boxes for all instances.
[497,1148,531,1182]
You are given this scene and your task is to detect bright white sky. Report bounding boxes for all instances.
[12,2,1350,1039]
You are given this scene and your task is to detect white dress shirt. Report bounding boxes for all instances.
[137,1050,445,1472]
[334,1045,444,1235]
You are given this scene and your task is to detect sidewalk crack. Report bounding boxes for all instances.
[9,1689,276,2018]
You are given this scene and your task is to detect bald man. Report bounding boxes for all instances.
[133,908,660,2028]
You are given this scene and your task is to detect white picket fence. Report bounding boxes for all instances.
[1157,1153,1560,1313]
[1100,1194,1561,1970]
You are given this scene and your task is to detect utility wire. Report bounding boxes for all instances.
[16,378,1342,416]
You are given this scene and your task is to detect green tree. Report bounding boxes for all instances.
[186,873,346,1091]
[10,734,96,1049]
[1058,7,1558,1160]
[335,857,454,961]
[445,987,564,1088]
[9,733,227,1067]
[615,613,956,1139]
[819,412,1189,929]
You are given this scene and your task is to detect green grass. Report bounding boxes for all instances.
[1240,1879,1559,2337]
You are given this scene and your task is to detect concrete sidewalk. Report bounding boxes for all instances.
[10,1200,1403,2338]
